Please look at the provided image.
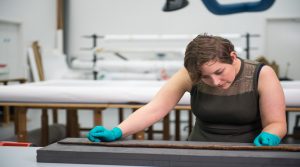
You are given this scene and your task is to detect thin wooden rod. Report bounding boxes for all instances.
[58,141,300,152]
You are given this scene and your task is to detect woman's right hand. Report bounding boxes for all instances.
[87,126,122,142]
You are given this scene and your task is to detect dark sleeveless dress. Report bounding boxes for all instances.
[188,58,264,143]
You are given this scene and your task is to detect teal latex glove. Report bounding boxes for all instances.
[87,126,122,142]
[253,132,281,146]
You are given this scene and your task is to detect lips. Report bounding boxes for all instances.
[218,83,230,89]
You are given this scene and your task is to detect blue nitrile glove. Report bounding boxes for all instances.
[253,132,281,146]
[87,126,122,142]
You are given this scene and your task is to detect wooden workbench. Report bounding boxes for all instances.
[0,101,192,146]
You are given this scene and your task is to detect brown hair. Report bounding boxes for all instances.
[184,34,235,83]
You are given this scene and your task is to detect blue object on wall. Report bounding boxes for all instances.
[201,0,276,15]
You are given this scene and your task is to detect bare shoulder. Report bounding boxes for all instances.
[260,65,277,75]
[259,65,278,81]
[258,65,281,91]
[167,67,193,92]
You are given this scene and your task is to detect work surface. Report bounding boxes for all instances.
[0,146,139,167]
[37,138,300,167]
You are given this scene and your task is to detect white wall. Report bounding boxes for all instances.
[67,0,300,78]
[1,0,299,79]
[0,0,56,79]
[266,18,300,80]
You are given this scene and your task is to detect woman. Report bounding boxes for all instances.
[87,34,287,146]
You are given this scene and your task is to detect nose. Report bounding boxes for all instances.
[211,76,221,86]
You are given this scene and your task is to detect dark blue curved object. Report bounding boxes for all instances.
[202,0,276,15]
[163,0,189,12]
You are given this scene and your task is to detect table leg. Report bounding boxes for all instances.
[15,107,27,142]
[188,110,193,134]
[52,109,58,124]
[93,108,103,126]
[132,109,144,140]
[118,108,124,123]
[3,106,10,124]
[175,109,180,141]
[66,109,80,137]
[14,107,18,135]
[286,111,289,135]
[133,132,145,140]
[163,113,170,140]
[41,109,49,146]
[147,126,153,140]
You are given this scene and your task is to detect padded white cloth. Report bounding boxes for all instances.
[0,80,189,105]
[72,60,183,80]
[0,80,299,107]
[98,72,159,80]
[284,89,300,107]
[280,81,300,107]
[72,60,183,73]
[280,81,300,89]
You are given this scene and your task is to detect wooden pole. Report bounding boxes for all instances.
[59,140,300,152]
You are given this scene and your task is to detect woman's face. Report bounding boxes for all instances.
[199,59,237,89]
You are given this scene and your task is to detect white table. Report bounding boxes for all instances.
[0,80,191,144]
[1,80,300,143]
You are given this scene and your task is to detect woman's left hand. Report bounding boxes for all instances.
[253,131,281,146]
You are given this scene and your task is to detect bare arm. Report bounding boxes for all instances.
[118,67,192,137]
[258,66,287,138]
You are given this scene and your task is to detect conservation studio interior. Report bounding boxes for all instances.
[1,0,300,167]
